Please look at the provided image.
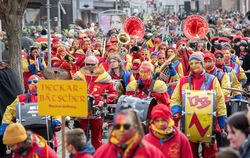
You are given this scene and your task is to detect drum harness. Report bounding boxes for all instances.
[134,79,156,98]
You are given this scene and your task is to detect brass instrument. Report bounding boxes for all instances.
[159,54,180,82]
[65,51,76,61]
[245,11,250,24]
[118,33,130,45]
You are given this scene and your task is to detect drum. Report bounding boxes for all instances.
[116,95,157,123]
[226,99,249,116]
[104,104,116,122]
[16,102,53,141]
[181,90,216,144]
[85,95,102,119]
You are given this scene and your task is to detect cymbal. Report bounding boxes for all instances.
[42,67,69,80]
[223,87,246,93]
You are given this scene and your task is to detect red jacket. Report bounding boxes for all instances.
[144,126,193,158]
[72,153,93,158]
[94,140,164,158]
[13,134,58,158]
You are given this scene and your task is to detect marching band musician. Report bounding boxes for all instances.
[159,47,184,97]
[94,108,165,158]
[176,40,192,76]
[23,46,46,91]
[109,55,135,96]
[149,38,161,53]
[0,75,62,151]
[99,46,117,72]
[126,61,170,106]
[203,52,231,98]
[223,49,248,87]
[73,55,117,149]
[52,46,76,79]
[144,104,193,158]
[71,40,85,60]
[155,51,166,69]
[214,50,243,99]
[170,52,227,158]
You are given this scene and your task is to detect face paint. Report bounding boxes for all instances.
[224,51,231,65]
[141,52,148,58]
[204,58,215,71]
[28,76,38,94]
[139,70,152,81]
[114,114,136,143]
[189,59,203,73]
[153,118,168,130]
[158,57,165,65]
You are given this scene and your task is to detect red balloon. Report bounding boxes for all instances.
[124,17,145,41]
[183,15,209,41]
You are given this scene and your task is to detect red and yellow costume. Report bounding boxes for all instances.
[126,61,170,106]
[51,47,76,79]
[144,104,193,158]
[170,53,227,158]
[73,67,117,149]
[12,133,58,158]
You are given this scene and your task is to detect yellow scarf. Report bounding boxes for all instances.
[151,119,175,140]
[110,131,139,157]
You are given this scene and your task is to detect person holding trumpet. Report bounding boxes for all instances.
[23,46,46,91]
[51,45,76,79]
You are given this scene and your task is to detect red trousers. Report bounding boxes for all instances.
[190,142,217,158]
[77,118,103,150]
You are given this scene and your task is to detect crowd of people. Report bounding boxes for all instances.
[0,9,250,158]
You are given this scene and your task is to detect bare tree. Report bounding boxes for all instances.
[0,0,30,90]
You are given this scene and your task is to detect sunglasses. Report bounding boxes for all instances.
[114,124,131,130]
[159,57,165,60]
[160,48,166,50]
[215,56,223,59]
[28,80,38,84]
[86,63,96,66]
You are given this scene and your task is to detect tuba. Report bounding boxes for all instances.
[183,15,209,41]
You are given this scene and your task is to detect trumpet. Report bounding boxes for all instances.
[65,51,76,61]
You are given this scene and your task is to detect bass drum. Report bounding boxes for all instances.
[226,99,249,116]
[116,95,157,132]
[181,89,216,144]
[16,102,53,142]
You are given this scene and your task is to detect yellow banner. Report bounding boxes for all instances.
[184,90,214,143]
[38,80,88,117]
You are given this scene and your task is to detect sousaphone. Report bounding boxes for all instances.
[183,15,209,41]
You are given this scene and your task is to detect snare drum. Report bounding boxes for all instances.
[16,102,53,141]
[226,99,249,116]
[116,95,157,123]
[181,90,216,144]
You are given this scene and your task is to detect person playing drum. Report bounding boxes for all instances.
[73,55,117,150]
[0,75,61,151]
[109,55,135,97]
[144,104,193,158]
[126,61,170,106]
[170,52,227,158]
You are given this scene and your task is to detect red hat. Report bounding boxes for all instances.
[218,37,230,43]
[160,44,167,49]
[214,50,224,56]
[166,47,175,52]
[108,46,117,52]
[106,42,113,48]
[203,50,210,54]
[157,51,165,58]
[177,40,188,48]
[110,38,118,43]
[52,38,60,44]
[151,104,172,122]
[233,35,244,42]
[154,38,162,44]
[210,36,220,43]
[204,52,215,60]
